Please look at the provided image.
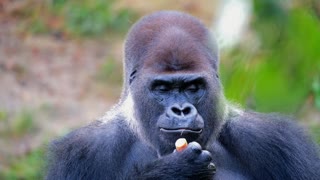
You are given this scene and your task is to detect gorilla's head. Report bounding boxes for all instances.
[123,11,226,155]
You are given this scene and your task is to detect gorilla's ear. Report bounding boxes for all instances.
[129,70,137,85]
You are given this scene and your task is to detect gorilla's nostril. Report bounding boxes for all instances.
[183,107,191,115]
[172,107,182,116]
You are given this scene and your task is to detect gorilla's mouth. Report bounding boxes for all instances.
[160,128,203,134]
[159,128,202,149]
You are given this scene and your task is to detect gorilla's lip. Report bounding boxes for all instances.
[159,128,203,134]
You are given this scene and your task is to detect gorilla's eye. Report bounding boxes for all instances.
[185,84,199,92]
[154,84,171,93]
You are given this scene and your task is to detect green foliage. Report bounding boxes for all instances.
[0,110,8,121]
[22,0,136,36]
[28,19,49,34]
[55,0,135,36]
[0,109,38,138]
[312,76,320,109]
[96,57,123,85]
[12,110,35,136]
[0,148,46,180]
[252,0,288,47]
[222,1,320,113]
[51,0,67,10]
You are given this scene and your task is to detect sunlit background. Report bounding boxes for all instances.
[0,0,319,179]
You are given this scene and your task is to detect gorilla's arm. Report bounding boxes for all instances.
[219,111,320,179]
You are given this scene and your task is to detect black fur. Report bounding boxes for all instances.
[47,11,320,180]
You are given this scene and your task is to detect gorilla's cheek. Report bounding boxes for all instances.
[132,91,164,137]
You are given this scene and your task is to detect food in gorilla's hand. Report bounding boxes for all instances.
[175,138,188,152]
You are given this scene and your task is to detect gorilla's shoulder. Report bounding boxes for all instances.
[220,111,311,143]
[47,117,137,177]
[50,118,134,150]
[218,111,320,179]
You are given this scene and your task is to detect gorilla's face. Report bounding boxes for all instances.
[130,51,224,156]
[126,14,224,155]
[148,73,207,143]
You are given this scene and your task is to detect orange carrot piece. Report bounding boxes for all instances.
[175,138,188,152]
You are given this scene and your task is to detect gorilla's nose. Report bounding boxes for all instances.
[168,103,197,119]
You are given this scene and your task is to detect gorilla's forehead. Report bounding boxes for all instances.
[124,11,218,77]
[142,28,213,73]
[142,54,212,73]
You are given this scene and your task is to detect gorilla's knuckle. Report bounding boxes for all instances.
[188,142,202,154]
[201,150,212,162]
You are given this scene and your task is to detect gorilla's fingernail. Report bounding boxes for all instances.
[208,162,216,172]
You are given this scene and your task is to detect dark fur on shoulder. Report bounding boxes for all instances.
[219,112,320,179]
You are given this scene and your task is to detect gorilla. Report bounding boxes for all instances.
[47,11,320,179]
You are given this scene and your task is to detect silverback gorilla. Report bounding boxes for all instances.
[47,11,320,180]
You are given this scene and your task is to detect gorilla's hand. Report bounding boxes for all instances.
[170,142,215,179]
[135,142,215,179]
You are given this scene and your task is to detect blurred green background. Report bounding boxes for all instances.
[0,0,319,179]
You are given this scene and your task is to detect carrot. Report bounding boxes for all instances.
[175,138,188,152]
